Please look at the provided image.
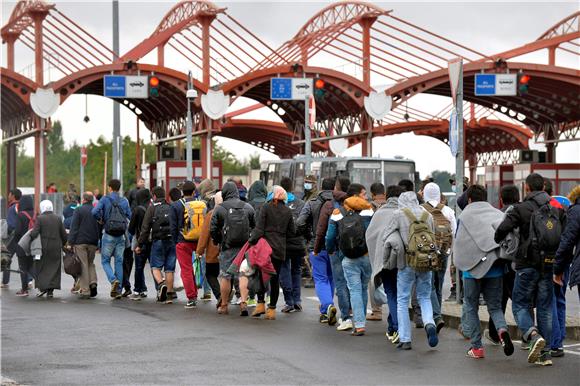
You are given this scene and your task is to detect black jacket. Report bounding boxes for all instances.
[555,196,580,287]
[296,190,333,250]
[210,182,255,249]
[286,195,306,255]
[128,188,151,241]
[495,191,565,270]
[249,201,295,261]
[68,202,100,246]
[8,195,35,254]
[138,198,173,244]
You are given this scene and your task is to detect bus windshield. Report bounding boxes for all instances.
[383,161,415,187]
[347,161,382,189]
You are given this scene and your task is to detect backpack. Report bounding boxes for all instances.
[104,197,128,237]
[498,205,519,262]
[151,202,172,240]
[21,212,36,231]
[402,208,439,272]
[529,202,563,263]
[421,203,453,256]
[337,208,368,259]
[223,202,250,248]
[181,199,206,241]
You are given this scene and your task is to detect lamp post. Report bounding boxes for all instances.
[186,71,198,181]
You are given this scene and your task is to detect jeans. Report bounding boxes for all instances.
[430,255,448,322]
[101,233,125,284]
[512,268,553,352]
[463,276,507,349]
[122,246,134,291]
[280,252,303,306]
[134,243,149,293]
[551,268,568,349]
[380,268,398,333]
[311,250,334,314]
[150,239,177,272]
[330,252,351,320]
[488,267,515,342]
[342,255,372,329]
[397,267,434,343]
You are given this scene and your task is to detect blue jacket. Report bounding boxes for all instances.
[6,202,18,233]
[92,192,131,224]
[325,196,373,256]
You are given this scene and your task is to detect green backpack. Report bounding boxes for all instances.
[402,208,440,272]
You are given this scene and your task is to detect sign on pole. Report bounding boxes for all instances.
[474,73,517,96]
[270,78,313,100]
[448,58,462,105]
[80,146,87,195]
[81,146,88,167]
[104,75,149,98]
[449,108,459,157]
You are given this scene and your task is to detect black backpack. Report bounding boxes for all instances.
[104,197,128,237]
[529,202,563,261]
[337,208,368,259]
[151,202,172,240]
[223,202,250,248]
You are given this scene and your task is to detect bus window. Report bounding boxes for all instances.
[293,162,305,195]
[320,161,338,181]
[347,161,382,191]
[280,162,292,180]
[383,162,415,187]
[267,163,280,189]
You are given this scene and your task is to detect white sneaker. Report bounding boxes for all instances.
[336,318,353,331]
[230,296,242,305]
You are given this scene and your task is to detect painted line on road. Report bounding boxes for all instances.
[563,343,580,348]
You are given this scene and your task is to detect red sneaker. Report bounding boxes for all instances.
[466,347,485,359]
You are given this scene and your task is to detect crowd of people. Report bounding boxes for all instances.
[2,172,579,367]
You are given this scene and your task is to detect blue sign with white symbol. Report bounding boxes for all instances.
[270,78,293,100]
[104,75,126,98]
[474,74,496,96]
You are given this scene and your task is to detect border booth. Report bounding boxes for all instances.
[142,161,222,191]
[485,165,514,208]
[513,163,580,198]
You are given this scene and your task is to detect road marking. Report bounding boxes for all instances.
[563,343,580,348]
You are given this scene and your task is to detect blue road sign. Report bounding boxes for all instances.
[474,74,496,96]
[270,78,293,100]
[104,75,126,98]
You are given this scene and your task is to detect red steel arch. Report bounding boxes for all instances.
[538,11,580,40]
[1,0,54,38]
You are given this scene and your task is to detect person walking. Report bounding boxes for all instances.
[248,186,295,320]
[303,175,318,202]
[8,195,35,296]
[247,180,268,217]
[382,191,439,350]
[367,182,388,321]
[30,200,67,298]
[453,185,514,359]
[196,191,222,304]
[127,177,146,211]
[495,173,566,366]
[128,188,152,300]
[326,183,373,336]
[92,179,131,299]
[210,181,255,314]
[137,186,176,304]
[3,189,22,288]
[68,192,100,299]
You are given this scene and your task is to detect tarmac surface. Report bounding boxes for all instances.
[1,260,580,385]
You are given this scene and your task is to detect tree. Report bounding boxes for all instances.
[47,120,65,155]
[430,170,454,193]
[249,153,261,170]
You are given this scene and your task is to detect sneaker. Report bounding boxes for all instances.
[168,292,177,300]
[319,314,329,324]
[202,293,212,302]
[15,289,29,297]
[484,329,501,346]
[294,304,303,312]
[466,347,485,359]
[130,293,143,301]
[499,330,514,356]
[425,323,439,348]
[534,352,553,366]
[386,331,395,341]
[89,284,98,298]
[0,284,9,289]
[122,288,132,298]
[445,289,457,302]
[352,328,365,336]
[281,304,295,313]
[230,296,242,305]
[139,292,147,298]
[110,280,120,298]
[247,298,257,307]
[396,342,412,350]
[391,331,400,344]
[326,305,337,326]
[366,312,382,321]
[435,318,445,334]
[47,290,54,298]
[336,318,353,331]
[164,299,173,304]
[157,283,168,302]
[527,334,546,364]
[185,299,197,309]
[550,348,565,358]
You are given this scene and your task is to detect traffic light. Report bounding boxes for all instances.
[149,75,160,97]
[518,73,530,96]
[314,77,326,99]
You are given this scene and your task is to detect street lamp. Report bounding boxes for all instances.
[186,71,198,181]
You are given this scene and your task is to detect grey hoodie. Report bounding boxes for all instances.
[382,192,434,269]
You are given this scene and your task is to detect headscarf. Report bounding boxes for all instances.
[214,191,223,206]
[423,182,441,204]
[271,185,288,205]
[40,200,53,214]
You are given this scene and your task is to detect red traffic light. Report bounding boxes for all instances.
[315,79,325,89]
[519,74,530,84]
[149,76,160,87]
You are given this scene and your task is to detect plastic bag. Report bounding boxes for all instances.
[193,252,204,288]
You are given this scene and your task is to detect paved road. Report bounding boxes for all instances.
[2,263,579,385]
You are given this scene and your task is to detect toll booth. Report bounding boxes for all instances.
[142,161,222,190]
[513,163,580,197]
[485,165,514,208]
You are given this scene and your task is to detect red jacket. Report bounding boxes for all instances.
[228,239,276,284]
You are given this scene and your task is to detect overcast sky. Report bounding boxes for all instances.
[2,1,579,176]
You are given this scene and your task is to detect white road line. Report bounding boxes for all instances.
[563,343,580,348]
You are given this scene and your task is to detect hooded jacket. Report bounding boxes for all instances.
[210,182,255,249]
[382,192,434,269]
[285,192,306,255]
[555,186,580,287]
[296,189,333,250]
[128,188,151,241]
[495,190,566,270]
[367,197,402,274]
[248,200,295,261]
[314,190,347,254]
[197,179,216,204]
[248,181,268,217]
[325,196,373,256]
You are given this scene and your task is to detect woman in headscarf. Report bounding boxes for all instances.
[248,186,295,320]
[247,180,268,218]
[29,200,67,298]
